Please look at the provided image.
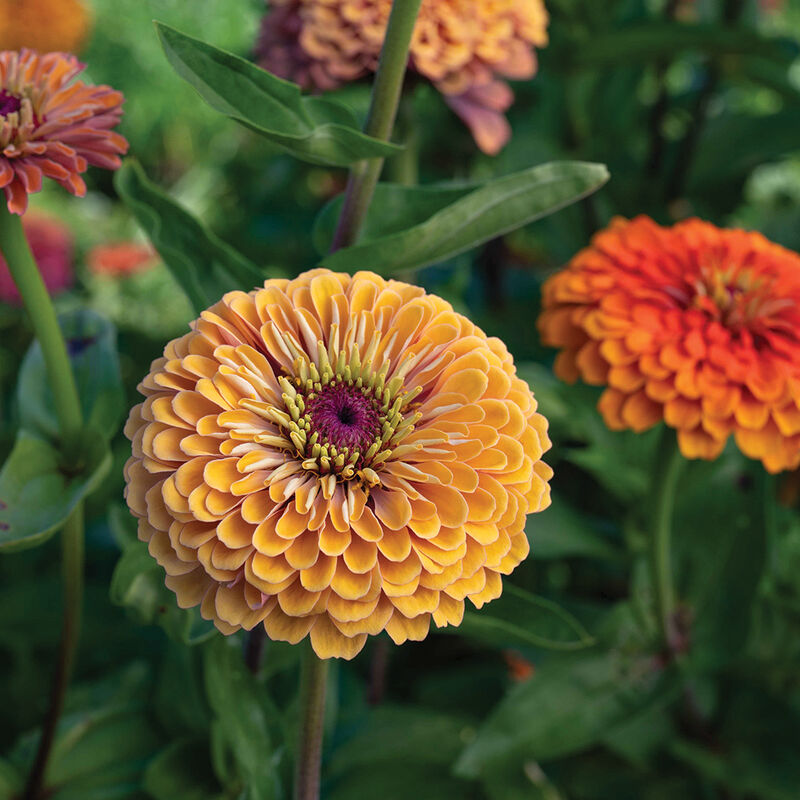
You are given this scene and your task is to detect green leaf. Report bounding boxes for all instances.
[143,738,222,800]
[155,23,401,167]
[0,433,109,552]
[203,637,281,800]
[17,309,124,443]
[110,531,216,646]
[528,495,622,561]
[455,646,678,778]
[328,706,472,777]
[318,162,609,273]
[114,160,264,314]
[446,584,595,652]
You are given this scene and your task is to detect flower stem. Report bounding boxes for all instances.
[24,504,83,800]
[294,647,330,800]
[330,0,423,252]
[650,427,684,655]
[0,205,85,800]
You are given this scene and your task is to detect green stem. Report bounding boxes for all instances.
[388,96,419,187]
[329,0,423,252]
[0,207,82,447]
[294,648,330,800]
[0,205,85,800]
[650,427,684,654]
[24,505,84,800]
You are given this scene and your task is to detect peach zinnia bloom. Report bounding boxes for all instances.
[124,269,552,659]
[0,0,92,55]
[538,216,800,473]
[0,209,73,303]
[256,0,549,155]
[0,49,127,215]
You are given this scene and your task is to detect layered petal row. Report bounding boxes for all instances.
[539,216,800,473]
[255,0,549,155]
[0,49,127,214]
[125,269,553,658]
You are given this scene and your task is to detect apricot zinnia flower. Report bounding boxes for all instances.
[88,241,157,277]
[0,0,92,55]
[255,0,549,155]
[539,216,800,473]
[0,49,127,215]
[124,269,552,659]
[0,209,73,303]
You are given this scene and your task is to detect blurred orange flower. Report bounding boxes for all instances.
[539,216,800,473]
[256,0,549,155]
[0,209,72,303]
[0,0,92,55]
[0,49,128,215]
[124,269,552,659]
[88,242,157,277]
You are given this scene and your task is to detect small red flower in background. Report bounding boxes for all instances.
[256,0,549,156]
[88,242,157,278]
[0,49,128,215]
[504,650,535,682]
[0,210,73,303]
[539,216,800,474]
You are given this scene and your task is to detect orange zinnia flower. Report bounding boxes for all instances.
[538,216,800,473]
[124,269,552,659]
[255,0,549,155]
[0,0,92,55]
[0,49,128,215]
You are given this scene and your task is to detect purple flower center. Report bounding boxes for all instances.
[0,90,21,117]
[306,382,381,454]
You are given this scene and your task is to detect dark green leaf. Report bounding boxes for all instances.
[455,646,677,778]
[319,162,609,274]
[203,637,281,800]
[446,584,595,652]
[156,23,401,167]
[143,738,222,800]
[18,309,123,443]
[114,160,264,314]
[0,433,109,552]
[328,767,478,800]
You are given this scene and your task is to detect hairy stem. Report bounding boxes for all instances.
[650,428,684,654]
[330,0,423,251]
[0,205,85,800]
[294,648,330,800]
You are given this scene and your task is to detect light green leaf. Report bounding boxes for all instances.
[0,433,109,553]
[319,162,609,274]
[114,160,264,314]
[156,23,401,167]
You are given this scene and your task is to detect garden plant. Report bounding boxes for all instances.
[1,1,800,799]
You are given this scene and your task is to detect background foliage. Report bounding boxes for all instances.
[2,0,800,798]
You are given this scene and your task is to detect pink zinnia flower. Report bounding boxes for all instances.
[0,49,128,215]
[0,210,73,303]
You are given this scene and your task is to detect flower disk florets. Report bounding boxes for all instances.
[124,269,553,659]
[538,216,800,473]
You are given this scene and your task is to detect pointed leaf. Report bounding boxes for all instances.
[319,162,609,274]
[156,23,401,167]
[114,160,264,314]
[446,584,595,652]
